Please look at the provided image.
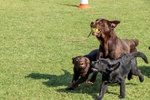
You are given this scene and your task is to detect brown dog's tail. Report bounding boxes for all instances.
[131,52,149,64]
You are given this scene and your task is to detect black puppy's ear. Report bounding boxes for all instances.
[108,62,120,71]
[110,20,120,28]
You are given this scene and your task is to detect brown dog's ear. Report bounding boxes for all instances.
[82,58,90,77]
[85,57,90,64]
[110,20,120,28]
[72,57,76,64]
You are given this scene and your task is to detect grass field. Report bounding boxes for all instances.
[0,0,150,100]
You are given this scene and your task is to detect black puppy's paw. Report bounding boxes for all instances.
[66,87,74,90]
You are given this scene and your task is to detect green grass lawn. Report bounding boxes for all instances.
[0,0,150,100]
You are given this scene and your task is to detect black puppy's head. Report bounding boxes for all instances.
[91,59,120,73]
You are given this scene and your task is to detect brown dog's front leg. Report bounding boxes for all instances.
[97,45,104,59]
[104,43,109,57]
[66,77,88,90]
[118,80,125,99]
[72,73,80,83]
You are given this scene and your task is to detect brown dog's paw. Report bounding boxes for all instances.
[86,81,94,84]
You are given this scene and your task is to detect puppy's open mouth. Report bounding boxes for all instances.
[91,28,101,36]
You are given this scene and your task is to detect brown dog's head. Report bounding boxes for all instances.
[72,56,90,77]
[90,18,120,37]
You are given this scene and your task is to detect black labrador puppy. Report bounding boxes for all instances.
[66,49,99,90]
[91,52,148,100]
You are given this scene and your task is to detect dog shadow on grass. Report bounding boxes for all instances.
[139,65,150,78]
[25,69,106,99]
[25,67,149,100]
[25,69,72,87]
[56,73,120,99]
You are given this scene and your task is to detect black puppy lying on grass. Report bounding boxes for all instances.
[91,52,148,100]
[66,49,99,90]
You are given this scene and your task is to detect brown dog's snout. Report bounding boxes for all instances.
[90,22,94,27]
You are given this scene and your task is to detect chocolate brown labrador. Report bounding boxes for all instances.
[90,18,139,59]
[66,49,99,90]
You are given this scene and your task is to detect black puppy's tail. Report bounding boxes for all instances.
[131,52,149,64]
